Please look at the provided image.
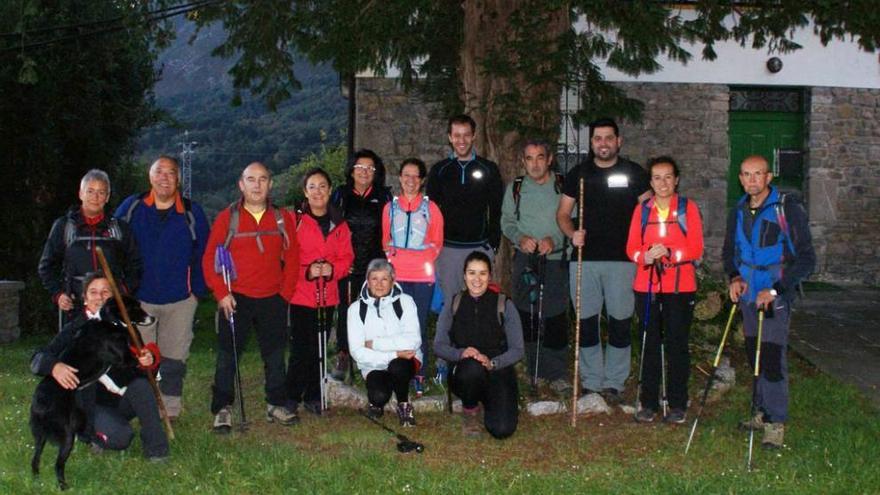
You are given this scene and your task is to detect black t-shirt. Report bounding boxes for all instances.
[562,157,650,261]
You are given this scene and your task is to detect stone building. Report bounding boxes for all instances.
[352,21,880,286]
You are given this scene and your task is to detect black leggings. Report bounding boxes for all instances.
[635,291,694,412]
[451,358,518,439]
[365,358,415,407]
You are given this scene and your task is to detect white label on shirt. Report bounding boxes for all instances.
[607,174,628,188]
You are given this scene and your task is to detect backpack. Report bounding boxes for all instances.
[359,298,404,324]
[63,216,123,247]
[512,172,565,221]
[450,290,506,326]
[639,195,690,243]
[120,193,198,242]
[223,202,290,253]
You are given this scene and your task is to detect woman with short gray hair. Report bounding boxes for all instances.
[348,258,422,427]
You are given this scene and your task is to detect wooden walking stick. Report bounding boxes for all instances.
[571,177,585,427]
[95,247,175,440]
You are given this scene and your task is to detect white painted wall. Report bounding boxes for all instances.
[586,16,880,89]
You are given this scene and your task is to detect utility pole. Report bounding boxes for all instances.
[178,131,198,199]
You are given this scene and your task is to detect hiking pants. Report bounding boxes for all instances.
[398,281,434,378]
[287,304,326,406]
[365,358,416,407]
[635,291,695,412]
[139,294,198,416]
[94,378,169,458]
[451,358,518,439]
[570,260,636,392]
[742,300,790,423]
[210,294,288,414]
[335,274,364,353]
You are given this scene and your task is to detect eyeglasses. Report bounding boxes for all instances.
[353,164,376,172]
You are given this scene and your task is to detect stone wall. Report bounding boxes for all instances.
[808,87,880,285]
[0,280,25,343]
[354,77,880,284]
[613,82,730,270]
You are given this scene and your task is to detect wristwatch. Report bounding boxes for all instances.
[769,289,778,297]
[489,359,498,370]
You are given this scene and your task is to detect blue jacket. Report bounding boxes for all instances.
[722,186,815,303]
[114,192,209,304]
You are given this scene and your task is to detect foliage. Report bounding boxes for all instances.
[2,303,879,493]
[193,1,880,156]
[281,141,348,209]
[0,1,172,333]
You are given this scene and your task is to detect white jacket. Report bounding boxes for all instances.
[347,282,422,378]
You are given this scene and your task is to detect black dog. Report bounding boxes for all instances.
[29,297,152,490]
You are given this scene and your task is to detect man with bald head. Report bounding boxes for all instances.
[202,162,301,432]
[115,155,210,420]
[722,155,815,449]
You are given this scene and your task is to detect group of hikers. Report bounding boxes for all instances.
[31,114,815,462]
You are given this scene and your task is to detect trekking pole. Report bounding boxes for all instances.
[216,246,247,431]
[656,264,668,418]
[633,264,655,416]
[360,408,424,454]
[747,308,765,471]
[533,254,546,394]
[316,277,326,412]
[571,177,584,428]
[95,247,175,440]
[685,303,737,454]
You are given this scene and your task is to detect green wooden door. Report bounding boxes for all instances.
[728,111,804,206]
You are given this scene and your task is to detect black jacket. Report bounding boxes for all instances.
[38,207,142,302]
[331,185,391,275]
[426,154,503,249]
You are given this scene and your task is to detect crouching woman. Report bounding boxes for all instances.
[348,259,422,427]
[434,251,524,439]
[30,271,169,461]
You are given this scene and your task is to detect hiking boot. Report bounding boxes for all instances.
[213,406,232,434]
[581,388,600,397]
[331,350,350,381]
[634,407,656,423]
[663,408,687,425]
[266,405,300,426]
[366,404,384,419]
[601,388,622,406]
[461,406,482,438]
[738,412,766,432]
[412,375,425,398]
[302,401,323,416]
[762,422,785,449]
[397,402,416,427]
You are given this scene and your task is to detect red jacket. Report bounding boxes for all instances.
[625,194,704,293]
[288,210,354,308]
[201,203,300,301]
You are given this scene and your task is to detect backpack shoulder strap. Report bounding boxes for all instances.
[359,299,368,324]
[451,292,463,316]
[512,176,525,220]
[775,193,796,255]
[107,217,123,241]
[393,298,404,319]
[122,196,142,224]
[496,293,506,326]
[271,205,291,250]
[676,196,688,237]
[181,197,198,242]
[63,218,77,247]
[223,203,239,249]
[639,198,652,243]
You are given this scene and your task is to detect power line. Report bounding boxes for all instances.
[0,0,225,55]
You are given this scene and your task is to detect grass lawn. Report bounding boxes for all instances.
[1,302,878,494]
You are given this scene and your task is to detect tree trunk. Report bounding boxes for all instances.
[459,0,570,289]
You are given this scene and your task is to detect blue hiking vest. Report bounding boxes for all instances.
[389,196,430,250]
[734,187,795,303]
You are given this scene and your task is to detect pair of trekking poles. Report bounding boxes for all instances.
[683,300,770,472]
[315,271,331,413]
